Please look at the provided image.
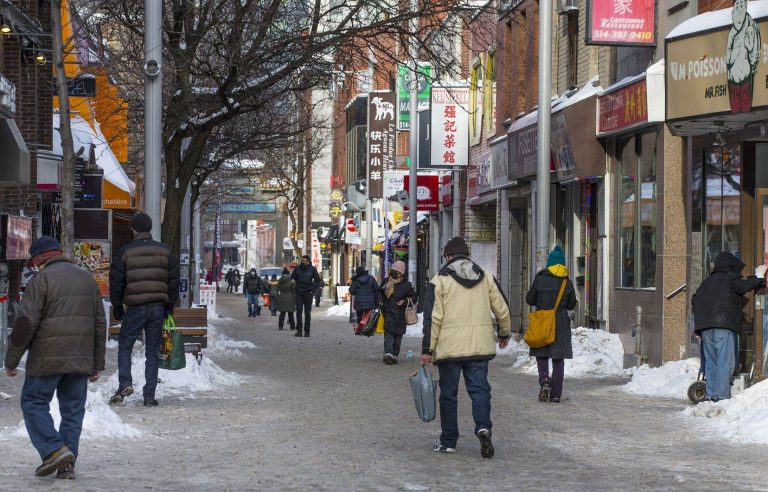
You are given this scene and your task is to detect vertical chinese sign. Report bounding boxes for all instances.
[430,87,469,167]
[586,0,655,46]
[367,92,397,198]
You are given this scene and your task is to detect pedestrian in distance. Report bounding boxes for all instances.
[349,266,380,324]
[225,269,235,293]
[277,268,296,330]
[233,269,241,293]
[314,277,325,307]
[205,268,213,284]
[379,261,416,365]
[109,212,180,407]
[692,251,764,401]
[4,237,106,479]
[421,236,511,459]
[291,255,321,337]
[526,245,577,404]
[243,268,266,317]
[268,274,280,316]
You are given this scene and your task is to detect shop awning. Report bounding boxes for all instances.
[666,3,768,135]
[0,119,30,185]
[53,114,135,194]
[507,77,604,182]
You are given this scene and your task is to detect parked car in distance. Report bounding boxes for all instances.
[260,266,284,278]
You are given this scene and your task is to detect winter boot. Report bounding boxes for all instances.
[56,462,75,480]
[477,429,494,459]
[433,443,456,454]
[108,385,134,406]
[304,330,310,337]
[295,328,303,337]
[247,304,253,317]
[35,446,74,477]
[144,397,159,407]
[538,382,551,403]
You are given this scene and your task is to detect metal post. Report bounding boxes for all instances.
[407,68,419,285]
[365,198,373,273]
[535,0,552,271]
[192,198,202,305]
[144,0,162,239]
[452,170,460,237]
[179,182,192,308]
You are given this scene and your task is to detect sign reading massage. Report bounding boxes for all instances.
[667,2,766,120]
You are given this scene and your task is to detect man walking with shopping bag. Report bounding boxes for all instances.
[421,237,511,458]
[109,212,179,407]
[4,237,106,479]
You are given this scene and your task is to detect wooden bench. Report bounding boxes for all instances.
[108,307,209,358]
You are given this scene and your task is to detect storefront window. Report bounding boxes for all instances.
[703,144,741,271]
[616,132,657,289]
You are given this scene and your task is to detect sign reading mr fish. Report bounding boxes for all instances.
[666,2,767,120]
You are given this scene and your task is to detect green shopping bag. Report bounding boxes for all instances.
[159,315,186,370]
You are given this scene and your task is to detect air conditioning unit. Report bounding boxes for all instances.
[557,0,578,14]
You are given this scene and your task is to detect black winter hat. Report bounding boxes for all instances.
[130,212,152,233]
[443,236,469,256]
[29,236,62,257]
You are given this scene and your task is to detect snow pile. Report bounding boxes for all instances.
[405,313,424,337]
[500,327,626,378]
[326,302,352,317]
[12,390,141,439]
[106,339,119,349]
[102,354,242,397]
[684,379,768,444]
[206,318,257,354]
[623,358,700,399]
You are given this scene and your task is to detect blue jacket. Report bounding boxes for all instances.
[349,273,380,310]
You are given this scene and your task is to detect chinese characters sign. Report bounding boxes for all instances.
[367,91,397,198]
[431,87,469,167]
[586,0,655,46]
[597,77,648,135]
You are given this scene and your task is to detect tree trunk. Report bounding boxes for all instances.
[52,0,75,254]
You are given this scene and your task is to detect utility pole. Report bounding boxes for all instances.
[144,0,162,239]
[407,1,419,288]
[535,0,552,270]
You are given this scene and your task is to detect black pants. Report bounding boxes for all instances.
[279,311,295,330]
[384,331,403,357]
[314,293,321,307]
[295,293,314,334]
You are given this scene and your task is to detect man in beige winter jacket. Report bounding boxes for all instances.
[421,236,511,458]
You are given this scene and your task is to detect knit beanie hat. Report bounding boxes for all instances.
[130,212,152,233]
[390,260,406,275]
[547,245,566,267]
[29,236,62,257]
[443,236,469,256]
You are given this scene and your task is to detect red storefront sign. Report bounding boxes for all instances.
[597,78,648,135]
[441,174,452,208]
[404,174,440,211]
[586,0,655,47]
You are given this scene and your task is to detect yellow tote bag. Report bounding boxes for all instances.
[524,280,566,349]
[375,312,385,334]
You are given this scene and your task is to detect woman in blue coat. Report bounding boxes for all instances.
[349,266,380,322]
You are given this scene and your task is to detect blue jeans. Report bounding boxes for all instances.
[702,328,736,400]
[118,303,164,398]
[246,293,261,315]
[21,374,88,459]
[437,359,492,448]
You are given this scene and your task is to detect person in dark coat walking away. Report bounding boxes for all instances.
[314,277,326,307]
[421,237,511,458]
[277,268,296,330]
[349,266,380,323]
[225,269,235,293]
[692,252,764,401]
[109,212,179,407]
[4,237,106,479]
[526,245,577,403]
[243,268,266,317]
[379,261,416,364]
[291,255,321,337]
[233,269,241,293]
[268,275,280,316]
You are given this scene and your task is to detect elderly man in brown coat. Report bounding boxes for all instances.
[4,236,106,479]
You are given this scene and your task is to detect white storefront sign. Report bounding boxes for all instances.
[431,87,469,167]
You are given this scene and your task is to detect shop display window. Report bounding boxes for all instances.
[701,144,741,271]
[616,132,658,289]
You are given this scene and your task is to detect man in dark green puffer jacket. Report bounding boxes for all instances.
[4,236,106,479]
[108,212,179,407]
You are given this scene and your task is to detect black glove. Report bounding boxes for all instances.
[112,306,124,322]
[164,304,174,318]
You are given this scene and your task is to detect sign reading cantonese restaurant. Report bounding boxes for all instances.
[430,87,469,167]
[597,77,648,135]
[586,0,655,46]
[667,6,768,121]
[367,91,397,198]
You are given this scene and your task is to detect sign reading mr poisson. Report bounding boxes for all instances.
[666,1,768,120]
